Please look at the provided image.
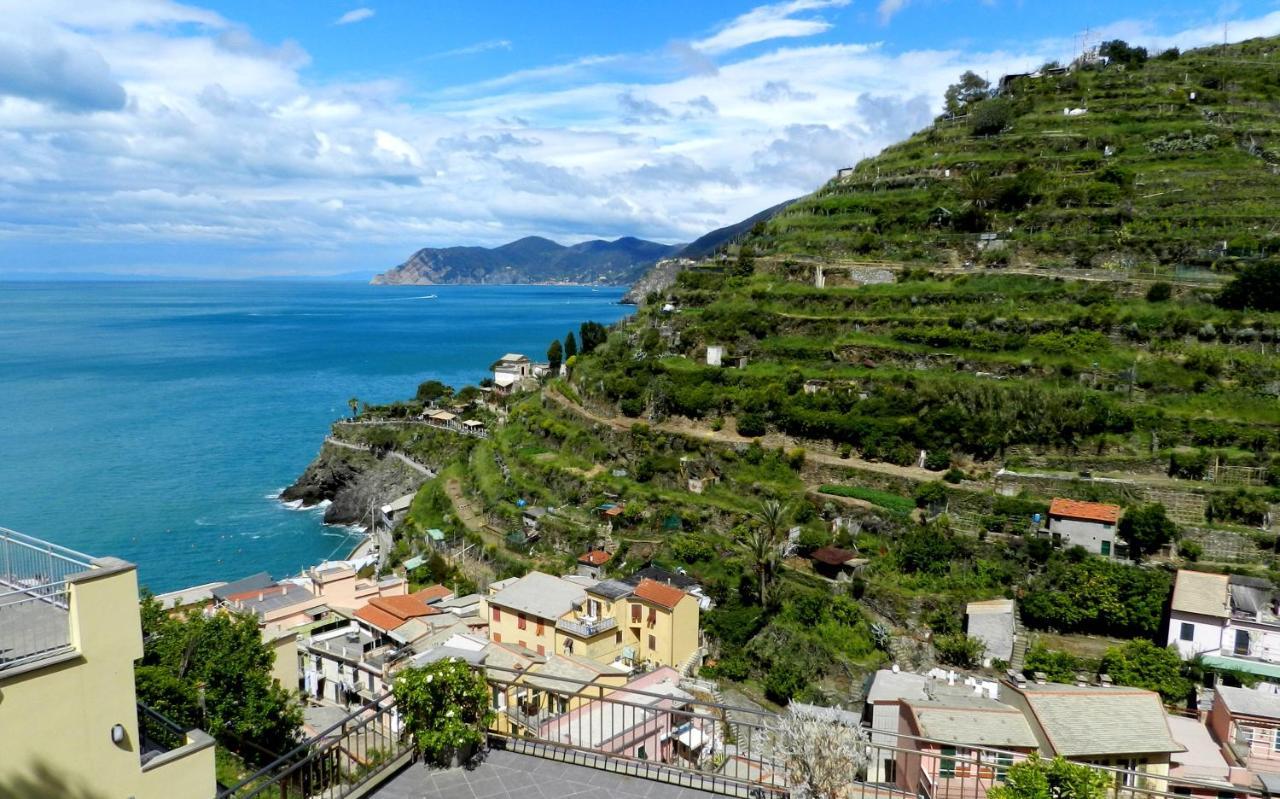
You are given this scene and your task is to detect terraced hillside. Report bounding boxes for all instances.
[750,37,1280,273]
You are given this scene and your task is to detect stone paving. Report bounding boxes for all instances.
[369,749,727,799]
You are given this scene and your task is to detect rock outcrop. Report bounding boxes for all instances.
[282,443,425,526]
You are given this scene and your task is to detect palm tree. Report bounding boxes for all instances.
[736,498,790,606]
[348,397,359,420]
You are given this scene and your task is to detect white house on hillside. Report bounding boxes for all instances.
[1046,498,1122,557]
[1167,569,1280,684]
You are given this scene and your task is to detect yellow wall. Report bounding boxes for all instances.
[263,626,299,691]
[486,601,557,655]
[0,559,215,799]
[618,594,699,669]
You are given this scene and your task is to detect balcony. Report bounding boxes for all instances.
[557,614,618,638]
[0,527,94,673]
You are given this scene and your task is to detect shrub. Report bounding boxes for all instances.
[1145,282,1172,302]
[969,97,1016,136]
[923,449,952,471]
[1179,540,1203,561]
[1099,640,1192,703]
[393,659,494,765]
[1117,503,1179,558]
[736,413,767,438]
[943,467,965,484]
[934,633,986,668]
[1217,262,1280,311]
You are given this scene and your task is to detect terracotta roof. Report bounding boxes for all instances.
[578,550,612,566]
[369,595,439,621]
[354,604,406,631]
[225,583,286,603]
[603,504,625,517]
[810,546,860,566]
[1049,498,1120,524]
[414,584,455,604]
[632,578,687,610]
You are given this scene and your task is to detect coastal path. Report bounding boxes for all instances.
[323,436,436,477]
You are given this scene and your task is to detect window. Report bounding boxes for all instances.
[631,604,641,623]
[615,630,622,644]
[883,758,897,783]
[1173,789,1192,798]
[492,606,501,622]
[939,747,956,779]
[493,633,502,643]
[1180,622,1195,642]
[536,620,544,636]
[519,640,526,650]
[537,644,545,656]
[995,753,1013,782]
[648,634,656,651]
[588,599,601,617]
[518,613,527,630]
[1101,540,1111,556]
[647,607,658,627]
[564,639,574,654]
[637,745,647,760]
[1236,629,1252,656]
[491,685,506,710]
[1272,730,1280,753]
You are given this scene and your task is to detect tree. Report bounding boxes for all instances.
[969,97,1015,136]
[136,593,302,766]
[1099,40,1148,68]
[393,658,494,765]
[347,397,359,420]
[737,499,790,606]
[564,331,578,359]
[775,705,869,799]
[1099,640,1192,703]
[547,339,563,374]
[1117,503,1178,558]
[1217,261,1280,311]
[579,320,608,353]
[944,70,991,116]
[415,380,453,403]
[934,633,985,668]
[1145,282,1172,302]
[989,754,1110,799]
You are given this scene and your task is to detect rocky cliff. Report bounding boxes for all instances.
[282,443,425,527]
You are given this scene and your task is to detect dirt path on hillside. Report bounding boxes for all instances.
[544,387,942,483]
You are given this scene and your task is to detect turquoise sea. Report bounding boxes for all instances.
[0,281,631,592]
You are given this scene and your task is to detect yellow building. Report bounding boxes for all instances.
[0,529,216,799]
[484,571,700,673]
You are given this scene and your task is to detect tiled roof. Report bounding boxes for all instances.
[414,584,455,604]
[490,572,585,619]
[1171,570,1230,619]
[810,546,859,566]
[1013,682,1182,757]
[1216,685,1280,720]
[369,595,439,620]
[909,701,1038,748]
[578,550,612,566]
[354,604,406,631]
[1048,498,1120,524]
[632,578,687,610]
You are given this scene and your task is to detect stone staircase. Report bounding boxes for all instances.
[676,645,705,678]
[1010,607,1029,671]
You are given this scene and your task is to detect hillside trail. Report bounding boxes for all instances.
[543,387,944,483]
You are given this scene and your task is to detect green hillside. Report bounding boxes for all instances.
[752,37,1280,272]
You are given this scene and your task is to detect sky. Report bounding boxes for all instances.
[2,0,1279,277]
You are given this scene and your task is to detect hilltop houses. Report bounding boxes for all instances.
[1167,569,1280,682]
[1046,497,1123,557]
[493,352,533,395]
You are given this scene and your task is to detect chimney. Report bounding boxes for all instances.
[1099,673,1113,687]
[258,592,264,602]
[1033,672,1047,685]
[1014,673,1028,688]
[1075,672,1089,687]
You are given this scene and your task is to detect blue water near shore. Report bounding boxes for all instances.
[0,281,631,592]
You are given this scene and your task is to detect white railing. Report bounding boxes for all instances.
[0,528,94,672]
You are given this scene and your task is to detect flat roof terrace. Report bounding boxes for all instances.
[0,528,95,672]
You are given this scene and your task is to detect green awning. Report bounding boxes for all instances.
[403,556,425,570]
[427,528,445,542]
[1201,654,1280,680]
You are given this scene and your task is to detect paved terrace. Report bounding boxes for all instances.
[370,749,728,799]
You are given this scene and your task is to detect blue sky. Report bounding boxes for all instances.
[1,0,1277,277]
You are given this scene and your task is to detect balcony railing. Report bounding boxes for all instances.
[0,527,94,673]
[221,662,1276,799]
[556,615,618,637]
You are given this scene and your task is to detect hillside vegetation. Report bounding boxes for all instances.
[751,38,1280,273]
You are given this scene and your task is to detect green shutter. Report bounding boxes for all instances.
[940,747,956,779]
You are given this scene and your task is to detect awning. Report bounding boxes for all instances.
[403,556,425,570]
[670,725,707,750]
[427,528,445,542]
[1201,654,1280,680]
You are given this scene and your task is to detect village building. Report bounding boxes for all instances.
[1045,498,1123,557]
[1167,713,1244,797]
[966,598,1017,667]
[577,549,612,580]
[808,546,864,580]
[1209,686,1280,779]
[379,493,416,528]
[1167,570,1280,682]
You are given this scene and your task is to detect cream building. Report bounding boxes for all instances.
[0,529,215,799]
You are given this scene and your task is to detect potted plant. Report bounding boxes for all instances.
[393,658,495,768]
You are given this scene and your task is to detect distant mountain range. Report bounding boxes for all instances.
[370,236,682,286]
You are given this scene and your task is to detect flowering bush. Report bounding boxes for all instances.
[393,659,494,765]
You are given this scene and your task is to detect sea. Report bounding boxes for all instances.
[0,281,631,593]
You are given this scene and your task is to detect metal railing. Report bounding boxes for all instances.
[217,694,409,799]
[556,615,618,637]
[0,527,94,672]
[138,702,190,764]
[218,661,1277,799]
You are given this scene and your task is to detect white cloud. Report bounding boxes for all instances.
[421,39,512,60]
[2,0,1280,275]
[694,0,849,55]
[334,7,375,26]
[877,0,911,25]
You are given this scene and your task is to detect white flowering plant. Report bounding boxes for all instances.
[393,658,494,765]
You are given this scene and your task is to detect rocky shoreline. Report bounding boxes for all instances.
[281,442,426,527]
